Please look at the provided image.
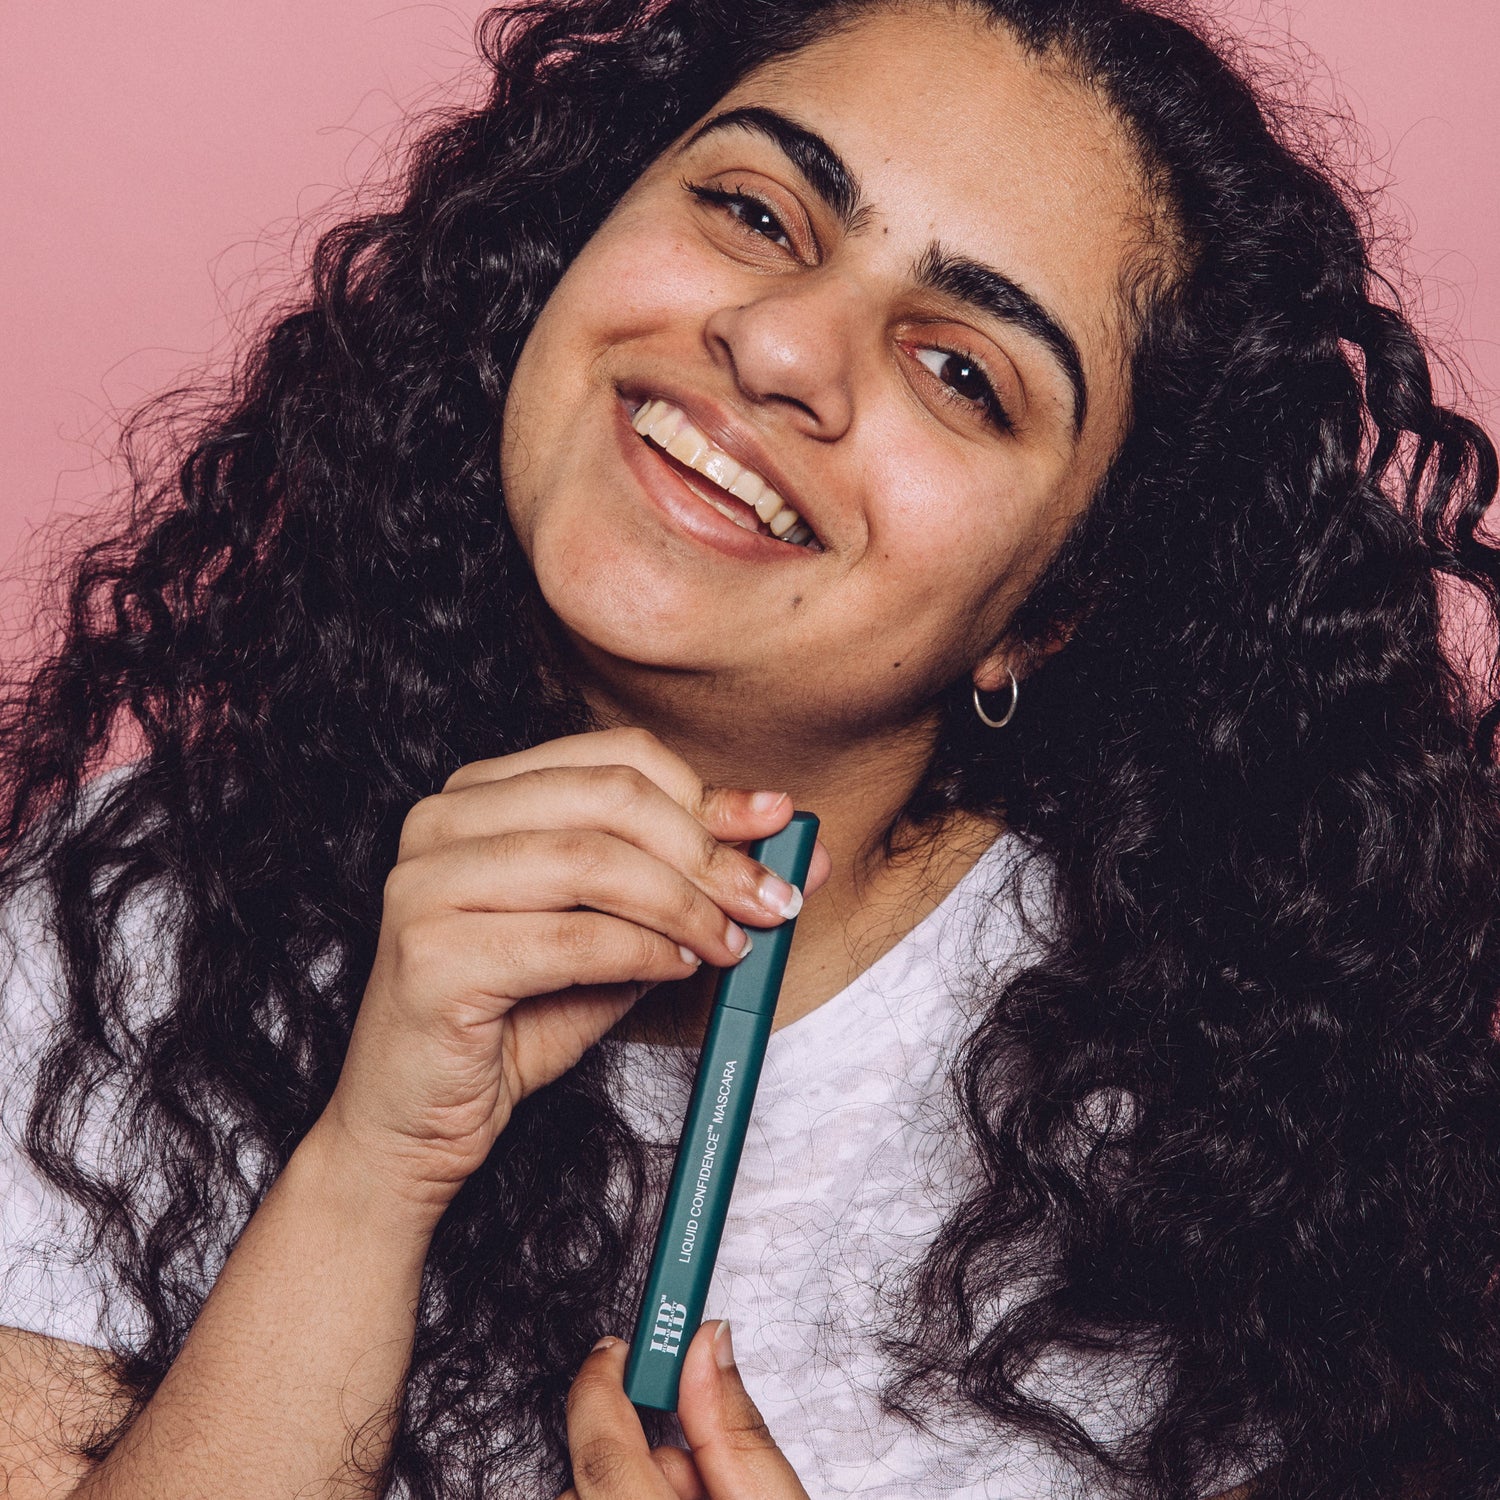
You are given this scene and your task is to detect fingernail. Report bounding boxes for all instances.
[758,874,802,920]
[750,791,788,814]
[678,944,701,967]
[713,1319,737,1372]
[724,921,749,957]
[592,1335,620,1353]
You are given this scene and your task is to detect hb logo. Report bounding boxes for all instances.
[649,1297,688,1357]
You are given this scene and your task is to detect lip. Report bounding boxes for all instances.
[612,395,820,563]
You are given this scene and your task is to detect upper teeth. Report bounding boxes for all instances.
[631,399,813,545]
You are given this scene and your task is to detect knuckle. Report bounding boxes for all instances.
[398,794,444,854]
[441,759,485,794]
[480,828,523,868]
[570,1434,630,1493]
[638,925,674,972]
[601,725,662,761]
[705,838,754,894]
[555,913,603,965]
[390,910,448,978]
[381,858,421,915]
[649,1447,697,1489]
[552,828,609,884]
[584,761,651,813]
[480,924,523,982]
[670,878,707,932]
[727,1410,776,1451]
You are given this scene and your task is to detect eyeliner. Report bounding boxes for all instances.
[623,811,820,1412]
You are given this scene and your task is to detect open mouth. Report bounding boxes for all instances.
[630,399,817,548]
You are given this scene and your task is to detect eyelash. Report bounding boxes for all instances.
[683,181,794,248]
[912,345,1013,432]
[683,180,1013,433]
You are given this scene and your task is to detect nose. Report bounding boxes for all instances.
[702,272,861,440]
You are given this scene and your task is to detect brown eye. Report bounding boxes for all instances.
[913,346,1011,430]
[686,184,792,249]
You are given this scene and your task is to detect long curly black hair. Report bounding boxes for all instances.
[5,0,1500,1495]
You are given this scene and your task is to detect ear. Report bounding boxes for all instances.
[972,619,1076,693]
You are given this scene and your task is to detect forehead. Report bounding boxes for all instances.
[706,4,1158,437]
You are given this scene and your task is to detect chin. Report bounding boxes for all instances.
[535,538,723,674]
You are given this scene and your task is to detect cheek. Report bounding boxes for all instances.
[843,418,1079,673]
[551,201,733,354]
[860,413,1051,595]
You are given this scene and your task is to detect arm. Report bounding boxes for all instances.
[69,1125,433,1499]
[0,1329,125,1499]
[1,1124,431,1500]
[0,729,808,1498]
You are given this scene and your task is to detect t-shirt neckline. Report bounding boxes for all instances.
[608,827,1020,1070]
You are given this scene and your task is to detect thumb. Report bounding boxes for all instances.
[676,1321,809,1498]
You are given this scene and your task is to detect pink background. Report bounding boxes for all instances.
[2,1,1497,649]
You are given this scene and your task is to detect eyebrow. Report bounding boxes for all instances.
[682,104,1090,437]
[916,246,1089,434]
[684,106,864,228]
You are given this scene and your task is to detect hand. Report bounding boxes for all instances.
[311,727,830,1225]
[558,1321,811,1500]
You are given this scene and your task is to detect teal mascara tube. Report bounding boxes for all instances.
[623,811,820,1412]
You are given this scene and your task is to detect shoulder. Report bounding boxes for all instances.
[0,1323,127,1499]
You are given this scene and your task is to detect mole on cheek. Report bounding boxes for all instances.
[789,594,804,610]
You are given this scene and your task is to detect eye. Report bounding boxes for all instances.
[685,182,794,250]
[912,345,1012,431]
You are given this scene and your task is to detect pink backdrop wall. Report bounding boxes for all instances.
[3,1,1497,647]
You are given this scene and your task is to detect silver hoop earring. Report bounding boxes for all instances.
[972,670,1019,729]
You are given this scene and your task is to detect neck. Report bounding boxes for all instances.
[580,659,939,870]
[577,660,1004,1047]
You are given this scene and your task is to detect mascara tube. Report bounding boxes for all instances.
[623,811,820,1412]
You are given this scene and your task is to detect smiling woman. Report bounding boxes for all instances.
[502,22,1133,761]
[0,2,1498,1499]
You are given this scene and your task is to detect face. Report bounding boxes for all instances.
[501,3,1158,746]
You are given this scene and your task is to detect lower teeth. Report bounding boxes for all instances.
[705,496,762,534]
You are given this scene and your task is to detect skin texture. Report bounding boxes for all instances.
[0,9,1222,1499]
[558,1324,812,1500]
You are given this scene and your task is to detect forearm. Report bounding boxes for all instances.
[74,1122,436,1500]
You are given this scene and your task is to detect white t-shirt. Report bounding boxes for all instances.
[601,832,1175,1497]
[0,833,1250,1497]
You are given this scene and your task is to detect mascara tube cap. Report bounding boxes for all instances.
[713,813,819,1018]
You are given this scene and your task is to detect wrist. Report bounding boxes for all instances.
[292,1112,457,1249]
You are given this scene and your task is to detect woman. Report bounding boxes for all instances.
[1,0,1497,1495]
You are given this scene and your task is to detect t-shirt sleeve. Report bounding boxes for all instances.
[0,875,118,1350]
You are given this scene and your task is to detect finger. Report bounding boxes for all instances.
[412,777,802,933]
[401,766,803,927]
[677,1322,809,1498]
[556,1458,707,1500]
[389,830,755,967]
[501,981,650,1101]
[440,726,794,842]
[650,1446,709,1500]
[565,1338,675,1499]
[386,908,702,1021]
[806,838,832,897]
